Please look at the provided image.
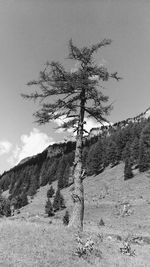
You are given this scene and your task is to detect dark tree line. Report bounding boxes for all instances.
[82,118,150,179]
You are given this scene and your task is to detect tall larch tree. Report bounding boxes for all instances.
[22,39,120,231]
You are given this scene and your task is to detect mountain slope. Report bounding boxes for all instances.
[4,163,150,267]
[0,141,75,197]
[89,106,150,138]
[16,162,150,238]
[0,106,150,203]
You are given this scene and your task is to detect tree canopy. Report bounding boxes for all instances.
[22,39,120,131]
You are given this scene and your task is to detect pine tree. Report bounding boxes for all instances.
[45,198,54,217]
[47,186,55,198]
[106,140,119,167]
[130,137,139,165]
[139,122,150,172]
[86,139,104,175]
[124,158,133,180]
[62,163,71,188]
[22,39,120,231]
[53,188,66,212]
[122,141,131,162]
[56,157,67,189]
[21,193,28,207]
[63,210,70,225]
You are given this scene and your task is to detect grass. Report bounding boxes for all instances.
[0,219,84,267]
[1,163,150,266]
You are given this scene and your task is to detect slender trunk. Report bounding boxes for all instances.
[68,89,85,232]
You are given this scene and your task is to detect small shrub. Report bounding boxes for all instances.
[121,203,133,217]
[74,236,102,264]
[99,218,105,226]
[120,242,135,256]
[74,237,94,257]
[63,210,69,225]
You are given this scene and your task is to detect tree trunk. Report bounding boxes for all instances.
[68,89,85,232]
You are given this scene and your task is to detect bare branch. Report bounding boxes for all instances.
[90,39,112,54]
[110,72,123,81]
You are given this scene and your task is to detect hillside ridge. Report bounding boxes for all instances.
[0,106,150,204]
[89,106,150,138]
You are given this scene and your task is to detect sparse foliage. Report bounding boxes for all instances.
[22,39,120,231]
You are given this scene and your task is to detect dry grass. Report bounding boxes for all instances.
[0,219,92,267]
[1,163,150,266]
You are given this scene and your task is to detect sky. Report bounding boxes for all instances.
[0,0,150,173]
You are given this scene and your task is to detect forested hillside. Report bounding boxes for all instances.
[0,142,75,201]
[0,111,150,208]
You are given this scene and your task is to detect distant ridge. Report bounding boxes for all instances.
[89,106,150,138]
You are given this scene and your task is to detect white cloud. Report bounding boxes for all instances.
[55,115,74,133]
[84,117,102,132]
[0,141,12,155]
[54,115,108,135]
[8,128,54,166]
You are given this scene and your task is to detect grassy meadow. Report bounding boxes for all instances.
[1,163,150,266]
